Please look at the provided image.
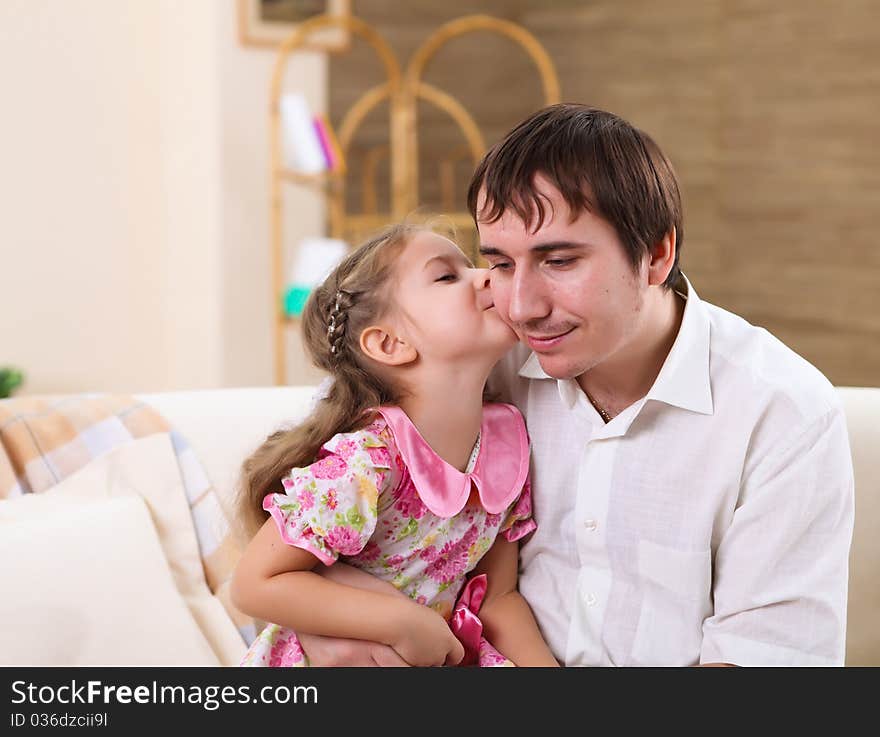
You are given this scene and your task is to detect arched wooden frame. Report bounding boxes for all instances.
[269,15,399,385]
[269,13,560,384]
[400,14,561,211]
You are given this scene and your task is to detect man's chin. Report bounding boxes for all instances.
[535,354,588,381]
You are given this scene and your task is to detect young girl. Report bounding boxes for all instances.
[231,223,558,667]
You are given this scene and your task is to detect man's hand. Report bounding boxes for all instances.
[297,633,410,667]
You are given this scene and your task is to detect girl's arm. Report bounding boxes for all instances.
[231,518,464,667]
[298,564,412,666]
[472,536,560,667]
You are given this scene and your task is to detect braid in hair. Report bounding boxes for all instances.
[326,288,354,360]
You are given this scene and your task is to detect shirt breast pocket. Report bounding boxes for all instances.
[631,540,712,666]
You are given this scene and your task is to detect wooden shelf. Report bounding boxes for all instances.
[278,168,345,187]
[269,12,560,385]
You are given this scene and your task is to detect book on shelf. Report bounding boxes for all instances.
[313,114,347,174]
[280,93,327,174]
[280,94,345,175]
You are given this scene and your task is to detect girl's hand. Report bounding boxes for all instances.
[390,603,465,667]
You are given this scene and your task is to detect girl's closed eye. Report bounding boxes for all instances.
[434,273,458,283]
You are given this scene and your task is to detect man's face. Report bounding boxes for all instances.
[477,176,649,381]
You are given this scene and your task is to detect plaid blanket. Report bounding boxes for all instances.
[0,393,255,646]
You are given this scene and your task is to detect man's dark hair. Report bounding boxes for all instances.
[467,104,684,288]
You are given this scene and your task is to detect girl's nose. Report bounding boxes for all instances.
[471,267,491,290]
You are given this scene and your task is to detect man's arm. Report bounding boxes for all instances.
[700,406,854,666]
[297,563,412,666]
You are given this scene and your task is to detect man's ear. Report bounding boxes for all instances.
[646,226,676,286]
[360,325,418,367]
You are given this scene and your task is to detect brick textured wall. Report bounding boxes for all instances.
[329,0,880,386]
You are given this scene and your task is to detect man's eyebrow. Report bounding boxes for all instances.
[479,241,589,257]
[479,245,505,257]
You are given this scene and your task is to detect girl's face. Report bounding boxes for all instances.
[390,231,518,365]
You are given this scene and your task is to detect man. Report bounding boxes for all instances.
[471,104,853,666]
[303,104,854,666]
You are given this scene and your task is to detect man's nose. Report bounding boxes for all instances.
[508,269,550,324]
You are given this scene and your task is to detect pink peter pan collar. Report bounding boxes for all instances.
[375,404,530,518]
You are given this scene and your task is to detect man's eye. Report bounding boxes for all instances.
[546,258,574,267]
[488,262,511,271]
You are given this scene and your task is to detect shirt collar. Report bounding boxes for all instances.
[516,272,713,417]
[645,273,713,415]
[375,404,530,518]
[518,351,548,381]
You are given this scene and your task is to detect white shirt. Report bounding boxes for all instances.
[490,276,854,666]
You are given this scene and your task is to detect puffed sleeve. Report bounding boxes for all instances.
[499,477,537,543]
[262,423,394,565]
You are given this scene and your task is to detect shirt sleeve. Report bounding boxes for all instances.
[700,406,855,666]
[262,423,393,566]
[499,477,537,543]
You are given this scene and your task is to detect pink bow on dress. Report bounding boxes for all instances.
[450,573,488,666]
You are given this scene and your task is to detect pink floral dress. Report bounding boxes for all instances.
[239,403,536,668]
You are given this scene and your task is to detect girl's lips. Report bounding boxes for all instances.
[525,327,574,351]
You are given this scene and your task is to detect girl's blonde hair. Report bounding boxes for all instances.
[235,222,430,541]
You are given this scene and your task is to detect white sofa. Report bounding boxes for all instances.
[2,385,876,665]
[148,384,880,666]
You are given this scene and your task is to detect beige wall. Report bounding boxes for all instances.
[1,0,165,394]
[216,2,328,390]
[0,0,326,395]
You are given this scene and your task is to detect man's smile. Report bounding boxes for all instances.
[523,326,576,350]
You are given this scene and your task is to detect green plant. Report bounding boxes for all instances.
[0,367,24,398]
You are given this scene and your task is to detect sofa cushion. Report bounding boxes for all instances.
[0,434,245,665]
[0,393,254,646]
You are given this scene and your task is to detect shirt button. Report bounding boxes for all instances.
[583,519,598,531]
[584,592,597,607]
